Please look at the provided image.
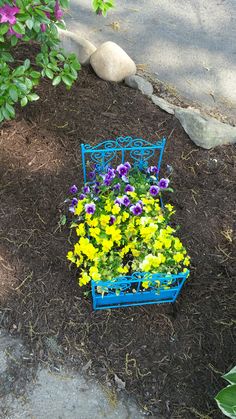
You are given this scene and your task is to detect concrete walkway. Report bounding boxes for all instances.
[0,330,143,419]
[66,0,236,123]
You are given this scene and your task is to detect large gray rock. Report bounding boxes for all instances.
[151,95,176,115]
[175,107,236,149]
[90,41,136,82]
[125,75,153,96]
[58,29,96,65]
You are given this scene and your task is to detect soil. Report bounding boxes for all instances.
[0,45,235,418]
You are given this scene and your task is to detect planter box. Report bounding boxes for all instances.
[91,271,189,310]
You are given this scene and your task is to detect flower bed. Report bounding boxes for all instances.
[65,137,190,310]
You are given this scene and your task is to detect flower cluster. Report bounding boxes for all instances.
[66,162,190,289]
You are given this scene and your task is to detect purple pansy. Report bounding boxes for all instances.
[85,203,96,214]
[121,195,131,207]
[149,185,160,196]
[147,166,159,175]
[115,197,122,205]
[93,186,100,194]
[113,183,121,191]
[130,203,143,216]
[79,193,86,200]
[69,205,75,213]
[158,178,169,189]
[109,215,116,225]
[107,168,116,179]
[121,175,128,183]
[125,184,135,193]
[83,185,90,194]
[54,0,63,20]
[89,171,96,179]
[124,162,131,170]
[71,197,78,206]
[69,184,78,194]
[117,164,128,177]
[0,4,19,24]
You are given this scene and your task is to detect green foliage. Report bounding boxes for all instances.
[92,0,114,16]
[215,366,236,418]
[0,0,112,122]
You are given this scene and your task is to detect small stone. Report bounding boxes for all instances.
[151,95,176,115]
[175,107,236,149]
[125,75,153,96]
[58,29,96,65]
[90,41,136,82]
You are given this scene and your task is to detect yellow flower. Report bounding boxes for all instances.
[163,238,172,249]
[127,191,137,199]
[76,223,86,237]
[111,204,121,215]
[142,281,150,289]
[89,266,101,281]
[66,251,76,263]
[104,201,112,212]
[183,257,190,266]
[120,245,130,257]
[117,266,129,274]
[157,215,165,223]
[174,238,183,251]
[74,201,83,216]
[165,203,175,214]
[79,272,91,287]
[100,214,110,227]
[122,211,129,222]
[153,240,163,250]
[89,227,101,238]
[87,218,99,227]
[131,248,140,257]
[173,253,184,263]
[102,239,113,252]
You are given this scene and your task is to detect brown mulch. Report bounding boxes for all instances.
[0,46,236,418]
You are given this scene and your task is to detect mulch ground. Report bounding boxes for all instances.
[0,45,235,418]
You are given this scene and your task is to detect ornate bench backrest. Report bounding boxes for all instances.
[81,136,166,183]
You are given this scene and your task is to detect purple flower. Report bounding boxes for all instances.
[54,0,63,20]
[121,195,131,207]
[103,174,112,186]
[93,186,100,194]
[109,215,116,225]
[138,200,143,206]
[0,4,19,24]
[113,183,121,191]
[71,197,78,206]
[124,162,131,170]
[79,193,86,200]
[69,184,78,194]
[147,166,159,175]
[83,185,90,194]
[115,197,122,205]
[130,203,143,216]
[158,178,169,189]
[89,171,96,180]
[117,164,128,177]
[149,185,160,196]
[69,205,75,213]
[121,175,128,183]
[125,184,135,193]
[40,23,47,32]
[85,203,96,214]
[107,168,116,179]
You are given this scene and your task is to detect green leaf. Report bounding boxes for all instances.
[223,367,236,385]
[13,66,25,77]
[62,74,73,87]
[45,68,54,79]
[9,86,18,102]
[12,22,25,35]
[20,96,28,107]
[60,215,67,226]
[0,35,5,42]
[24,59,30,70]
[0,23,9,35]
[27,93,39,101]
[59,0,69,8]
[10,35,18,46]
[215,384,236,407]
[5,102,15,118]
[1,106,11,120]
[1,52,14,62]
[26,18,34,30]
[30,71,41,79]
[52,75,61,86]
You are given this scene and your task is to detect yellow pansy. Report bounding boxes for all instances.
[100,214,110,227]
[89,227,101,238]
[173,253,184,263]
[142,281,150,289]
[122,211,129,222]
[89,266,101,281]
[104,201,112,212]
[183,257,190,266]
[87,218,99,227]
[79,272,91,287]
[76,223,86,237]
[174,238,183,251]
[66,251,76,263]
[117,265,129,274]
[153,240,163,250]
[102,239,113,252]
[74,201,83,216]
[111,204,121,215]
[163,238,172,249]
